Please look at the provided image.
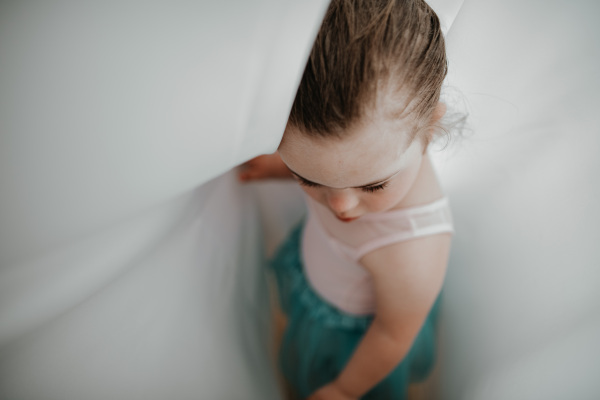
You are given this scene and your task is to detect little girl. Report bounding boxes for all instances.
[240,1,453,399]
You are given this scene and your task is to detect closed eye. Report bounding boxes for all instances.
[296,175,388,193]
[361,182,388,193]
[295,176,320,188]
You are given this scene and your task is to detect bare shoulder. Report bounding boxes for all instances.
[360,233,451,287]
[360,233,451,324]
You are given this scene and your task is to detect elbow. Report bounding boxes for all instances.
[372,317,420,356]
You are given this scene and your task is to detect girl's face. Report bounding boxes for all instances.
[278,116,425,222]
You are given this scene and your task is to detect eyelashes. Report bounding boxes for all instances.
[295,178,319,189]
[360,182,388,193]
[296,178,318,188]
[295,176,388,193]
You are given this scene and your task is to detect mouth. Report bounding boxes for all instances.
[336,215,359,222]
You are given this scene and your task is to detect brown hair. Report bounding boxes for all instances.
[288,0,447,144]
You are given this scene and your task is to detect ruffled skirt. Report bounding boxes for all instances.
[270,222,441,400]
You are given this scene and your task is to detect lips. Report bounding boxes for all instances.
[336,216,358,222]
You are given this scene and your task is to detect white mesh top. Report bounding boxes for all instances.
[302,195,454,315]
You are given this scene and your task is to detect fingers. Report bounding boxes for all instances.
[238,155,269,182]
[238,153,290,182]
[238,168,261,182]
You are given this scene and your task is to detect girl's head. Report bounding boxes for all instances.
[279,0,447,220]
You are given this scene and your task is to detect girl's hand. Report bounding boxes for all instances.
[238,152,292,182]
[306,382,357,400]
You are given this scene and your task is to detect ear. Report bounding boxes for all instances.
[431,102,447,123]
[420,102,448,152]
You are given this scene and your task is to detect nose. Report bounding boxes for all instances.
[325,189,359,215]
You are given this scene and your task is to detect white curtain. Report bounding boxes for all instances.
[0,1,328,399]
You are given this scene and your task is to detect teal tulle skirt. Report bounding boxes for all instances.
[270,222,441,400]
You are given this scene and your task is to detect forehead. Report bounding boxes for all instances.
[278,117,421,189]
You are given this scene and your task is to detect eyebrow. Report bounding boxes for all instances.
[287,167,401,189]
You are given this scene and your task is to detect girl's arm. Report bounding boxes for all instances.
[238,152,293,182]
[311,233,451,399]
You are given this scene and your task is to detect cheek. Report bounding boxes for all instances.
[364,164,422,211]
[390,174,416,198]
[362,189,404,211]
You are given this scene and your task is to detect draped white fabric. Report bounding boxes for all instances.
[0,1,328,399]
[1,0,599,399]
